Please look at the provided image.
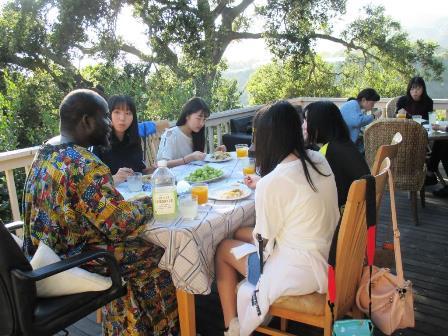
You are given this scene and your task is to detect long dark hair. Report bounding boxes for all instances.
[254,100,328,191]
[108,95,141,148]
[305,101,350,145]
[176,97,211,151]
[406,76,431,102]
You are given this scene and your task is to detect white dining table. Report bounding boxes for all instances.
[117,152,256,335]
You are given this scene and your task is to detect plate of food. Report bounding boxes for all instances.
[209,185,252,201]
[204,151,233,162]
[184,165,225,183]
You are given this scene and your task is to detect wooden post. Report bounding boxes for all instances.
[5,169,21,222]
[217,124,222,147]
[207,127,214,153]
[176,289,196,336]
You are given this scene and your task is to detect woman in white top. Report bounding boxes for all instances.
[215,101,340,336]
[157,97,225,167]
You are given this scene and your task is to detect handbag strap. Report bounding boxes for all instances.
[387,168,405,284]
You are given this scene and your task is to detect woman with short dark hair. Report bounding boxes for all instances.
[305,101,370,208]
[93,95,148,185]
[339,88,382,149]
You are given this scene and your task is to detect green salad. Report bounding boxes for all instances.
[185,165,224,182]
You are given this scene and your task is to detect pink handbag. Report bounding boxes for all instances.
[356,168,415,335]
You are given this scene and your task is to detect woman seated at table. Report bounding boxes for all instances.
[157,97,226,167]
[215,101,340,336]
[339,88,382,151]
[93,95,151,185]
[396,76,433,120]
[304,101,370,209]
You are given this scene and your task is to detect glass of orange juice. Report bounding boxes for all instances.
[242,158,256,175]
[235,144,249,159]
[191,183,208,205]
[396,113,406,119]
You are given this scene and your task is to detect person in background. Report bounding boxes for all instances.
[215,101,339,336]
[396,76,433,120]
[93,95,152,185]
[305,101,371,208]
[157,97,226,167]
[428,123,448,197]
[340,88,382,152]
[397,76,446,189]
[23,89,178,335]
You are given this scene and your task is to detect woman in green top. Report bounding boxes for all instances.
[304,101,370,208]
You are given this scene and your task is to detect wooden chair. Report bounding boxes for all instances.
[256,159,390,336]
[370,132,402,176]
[141,120,170,167]
[384,96,400,118]
[364,119,427,225]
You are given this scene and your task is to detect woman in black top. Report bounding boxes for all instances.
[93,95,146,185]
[304,101,371,208]
[396,76,433,120]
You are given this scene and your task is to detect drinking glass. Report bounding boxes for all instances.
[429,112,437,125]
[235,144,249,159]
[242,158,255,176]
[127,172,143,192]
[179,194,198,219]
[191,183,208,205]
[396,113,406,119]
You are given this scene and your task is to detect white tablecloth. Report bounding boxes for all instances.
[139,153,256,294]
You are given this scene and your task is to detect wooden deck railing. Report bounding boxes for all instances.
[2,97,448,224]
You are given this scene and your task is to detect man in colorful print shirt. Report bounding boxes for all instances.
[22,89,178,336]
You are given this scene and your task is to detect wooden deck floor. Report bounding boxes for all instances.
[63,185,448,336]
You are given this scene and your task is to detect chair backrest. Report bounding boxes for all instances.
[0,224,35,335]
[384,97,400,118]
[332,158,390,319]
[230,116,253,134]
[369,132,402,176]
[364,119,427,191]
[141,120,170,166]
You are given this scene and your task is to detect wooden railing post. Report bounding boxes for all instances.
[4,169,21,222]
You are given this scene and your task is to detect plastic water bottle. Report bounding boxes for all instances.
[152,160,178,221]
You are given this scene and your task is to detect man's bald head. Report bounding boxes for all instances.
[59,89,111,147]
[59,89,108,130]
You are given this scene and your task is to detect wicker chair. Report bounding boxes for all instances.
[384,96,400,118]
[364,119,428,225]
[370,132,402,176]
[255,159,390,336]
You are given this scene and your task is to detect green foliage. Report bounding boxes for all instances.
[247,56,340,104]
[82,63,241,122]
[82,62,152,116]
[338,54,407,98]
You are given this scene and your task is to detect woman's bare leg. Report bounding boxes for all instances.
[215,239,249,328]
[234,226,254,243]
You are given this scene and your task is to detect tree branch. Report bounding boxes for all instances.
[310,33,408,74]
[228,31,262,40]
[228,0,254,21]
[311,33,384,63]
[120,44,153,62]
[212,0,229,18]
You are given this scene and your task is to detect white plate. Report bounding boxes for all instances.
[209,185,252,201]
[204,153,233,163]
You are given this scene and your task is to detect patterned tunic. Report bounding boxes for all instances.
[22,143,179,335]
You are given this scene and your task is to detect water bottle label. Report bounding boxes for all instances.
[153,186,177,215]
